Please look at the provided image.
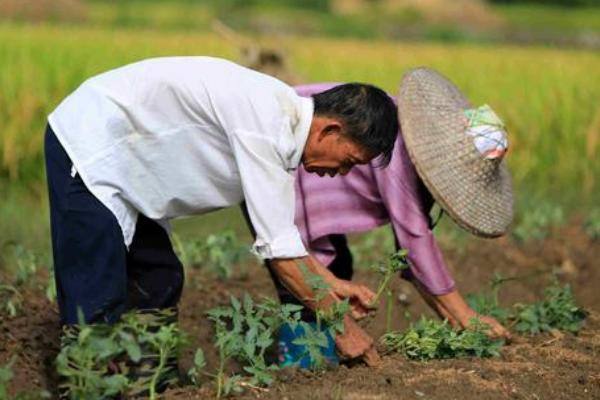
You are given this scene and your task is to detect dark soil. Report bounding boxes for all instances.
[2,222,599,399]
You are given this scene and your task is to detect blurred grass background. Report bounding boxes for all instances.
[0,0,598,258]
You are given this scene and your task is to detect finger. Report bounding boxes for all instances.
[355,286,377,309]
[351,306,368,320]
[362,346,382,368]
[498,327,512,341]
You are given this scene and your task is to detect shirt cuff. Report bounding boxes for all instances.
[252,228,308,260]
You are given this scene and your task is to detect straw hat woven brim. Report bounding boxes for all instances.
[398,67,513,237]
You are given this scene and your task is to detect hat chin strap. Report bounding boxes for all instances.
[429,206,444,230]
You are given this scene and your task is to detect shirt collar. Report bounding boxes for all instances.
[290,96,314,169]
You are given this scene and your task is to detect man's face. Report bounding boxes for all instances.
[302,116,373,177]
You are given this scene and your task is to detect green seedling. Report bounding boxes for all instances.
[297,263,351,370]
[466,272,515,325]
[187,348,207,386]
[0,357,15,400]
[206,294,303,397]
[513,283,587,335]
[0,356,51,400]
[45,268,57,304]
[381,317,504,360]
[584,208,600,240]
[513,202,564,242]
[0,244,40,317]
[174,231,249,280]
[371,249,409,305]
[172,232,203,268]
[359,249,409,333]
[56,309,183,400]
[0,283,22,318]
[11,244,38,285]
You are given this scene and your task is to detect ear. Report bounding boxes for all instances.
[317,120,342,142]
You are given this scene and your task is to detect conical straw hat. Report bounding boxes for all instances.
[398,67,513,237]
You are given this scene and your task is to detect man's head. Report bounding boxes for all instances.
[302,83,398,177]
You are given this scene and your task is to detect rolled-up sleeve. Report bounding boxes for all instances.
[229,128,307,260]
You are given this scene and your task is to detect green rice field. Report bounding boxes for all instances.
[0,22,599,250]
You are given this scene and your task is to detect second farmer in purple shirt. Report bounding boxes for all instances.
[275,82,511,342]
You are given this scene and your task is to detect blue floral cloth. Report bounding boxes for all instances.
[277,323,339,368]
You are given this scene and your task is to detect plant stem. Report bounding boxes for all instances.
[149,348,167,400]
[373,273,393,305]
[216,348,225,399]
[385,289,394,333]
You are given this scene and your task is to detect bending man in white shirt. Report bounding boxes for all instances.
[45,56,398,367]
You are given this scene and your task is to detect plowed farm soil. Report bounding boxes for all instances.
[2,222,599,399]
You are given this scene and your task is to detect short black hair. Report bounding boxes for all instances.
[312,83,398,166]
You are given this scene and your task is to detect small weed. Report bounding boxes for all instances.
[513,283,587,335]
[513,203,564,242]
[0,356,51,399]
[584,208,600,240]
[381,317,504,360]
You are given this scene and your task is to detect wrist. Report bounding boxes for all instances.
[433,290,477,327]
[455,308,478,327]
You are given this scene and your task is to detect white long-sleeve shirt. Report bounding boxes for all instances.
[48,56,313,259]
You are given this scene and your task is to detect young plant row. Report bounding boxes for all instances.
[56,309,181,400]
[466,274,588,335]
[1,245,590,398]
[0,244,55,318]
[379,278,587,360]
[172,230,249,280]
[52,261,351,399]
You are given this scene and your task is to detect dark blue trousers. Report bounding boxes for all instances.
[44,125,184,325]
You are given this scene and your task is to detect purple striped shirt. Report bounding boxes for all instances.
[293,83,455,295]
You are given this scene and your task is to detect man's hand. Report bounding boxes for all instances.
[268,256,381,364]
[335,315,381,366]
[329,279,377,320]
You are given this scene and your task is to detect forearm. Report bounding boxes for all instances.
[269,255,339,311]
[411,279,474,327]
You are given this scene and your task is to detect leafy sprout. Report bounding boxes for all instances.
[296,262,352,370]
[466,272,515,325]
[371,249,409,305]
[0,243,40,317]
[513,283,587,334]
[206,294,303,397]
[56,309,184,400]
[381,317,504,360]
